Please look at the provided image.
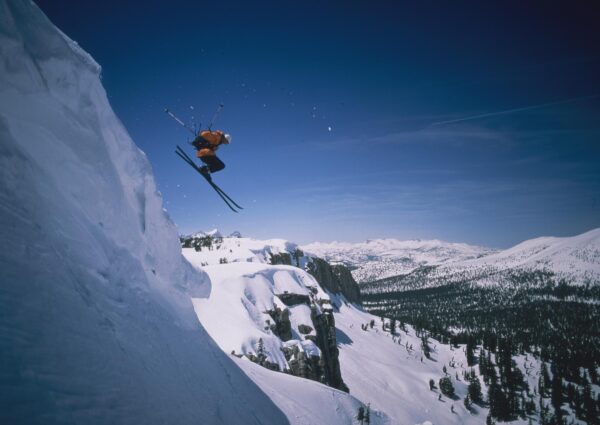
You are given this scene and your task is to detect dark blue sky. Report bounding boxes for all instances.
[36,0,600,247]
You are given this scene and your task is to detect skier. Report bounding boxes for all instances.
[192,129,232,177]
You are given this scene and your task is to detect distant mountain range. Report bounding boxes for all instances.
[302,238,495,283]
[303,229,600,287]
[185,228,243,239]
[439,228,600,284]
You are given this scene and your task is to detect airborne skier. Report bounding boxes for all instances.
[192,129,232,176]
[166,107,242,212]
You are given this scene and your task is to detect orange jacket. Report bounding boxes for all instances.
[195,130,229,157]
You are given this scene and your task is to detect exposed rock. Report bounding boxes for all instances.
[265,291,348,392]
[282,344,322,382]
[277,292,311,306]
[311,304,349,392]
[307,258,361,304]
[269,252,292,265]
[247,353,280,372]
[298,324,313,335]
[331,264,361,304]
[265,306,292,341]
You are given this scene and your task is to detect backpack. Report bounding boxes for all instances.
[192,135,211,150]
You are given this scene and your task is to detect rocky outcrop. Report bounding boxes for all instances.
[277,292,310,306]
[331,264,361,304]
[269,252,292,265]
[307,258,362,304]
[298,324,313,335]
[282,344,322,382]
[266,306,292,341]
[264,292,348,392]
[311,302,348,392]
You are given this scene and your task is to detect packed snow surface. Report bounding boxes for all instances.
[0,1,287,423]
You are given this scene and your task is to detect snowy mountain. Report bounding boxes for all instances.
[184,241,492,424]
[0,2,286,423]
[182,233,557,424]
[440,227,600,285]
[302,238,495,283]
[181,232,362,303]
[3,1,593,423]
[362,228,600,293]
[187,228,224,239]
[359,230,600,425]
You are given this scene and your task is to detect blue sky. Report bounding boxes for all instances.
[36,0,600,247]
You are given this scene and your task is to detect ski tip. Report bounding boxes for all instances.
[164,108,169,113]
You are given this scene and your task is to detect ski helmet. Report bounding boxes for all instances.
[224,133,232,144]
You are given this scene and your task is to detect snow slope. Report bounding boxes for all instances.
[192,262,326,370]
[236,358,389,425]
[302,238,494,282]
[443,228,600,283]
[190,261,389,423]
[0,1,287,423]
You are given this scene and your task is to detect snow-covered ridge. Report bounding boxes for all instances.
[438,227,600,284]
[181,232,303,265]
[302,238,495,283]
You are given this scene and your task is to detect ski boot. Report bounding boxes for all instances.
[199,165,212,180]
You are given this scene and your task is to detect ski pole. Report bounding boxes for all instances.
[207,103,224,130]
[164,108,196,135]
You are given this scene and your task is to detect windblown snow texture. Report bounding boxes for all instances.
[0,1,287,423]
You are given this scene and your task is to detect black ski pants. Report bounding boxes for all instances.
[200,155,225,173]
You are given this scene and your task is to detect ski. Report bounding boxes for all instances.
[175,146,242,213]
[175,150,239,213]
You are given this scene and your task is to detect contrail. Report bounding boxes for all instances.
[430,94,599,127]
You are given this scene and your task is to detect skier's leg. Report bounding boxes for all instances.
[210,156,225,173]
[201,155,225,173]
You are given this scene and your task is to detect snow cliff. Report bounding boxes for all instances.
[0,1,287,423]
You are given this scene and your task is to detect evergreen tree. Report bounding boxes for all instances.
[464,394,472,411]
[439,377,455,398]
[466,335,476,366]
[390,318,396,335]
[257,337,266,363]
[550,367,563,421]
[468,377,483,404]
[540,363,550,397]
[356,406,365,424]
[583,383,597,424]
[489,381,510,421]
[421,335,431,359]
